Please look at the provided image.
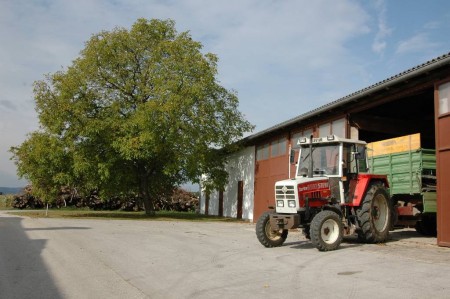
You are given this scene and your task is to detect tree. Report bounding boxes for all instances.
[11,18,253,215]
[10,132,73,204]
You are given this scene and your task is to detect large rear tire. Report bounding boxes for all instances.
[310,210,343,251]
[256,212,288,247]
[357,184,392,243]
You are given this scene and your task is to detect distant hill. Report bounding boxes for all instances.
[0,187,24,195]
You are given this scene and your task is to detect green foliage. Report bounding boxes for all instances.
[10,132,73,203]
[0,195,14,210]
[10,18,253,213]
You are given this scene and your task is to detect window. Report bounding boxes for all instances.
[257,138,287,160]
[439,82,450,115]
[256,143,270,161]
[319,123,331,136]
[332,118,346,137]
[271,140,279,157]
[318,118,346,138]
[291,129,312,149]
[271,138,287,157]
[297,143,340,176]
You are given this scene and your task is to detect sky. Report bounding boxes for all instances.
[1,0,450,187]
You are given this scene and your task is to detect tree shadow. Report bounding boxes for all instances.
[25,226,90,231]
[0,215,64,298]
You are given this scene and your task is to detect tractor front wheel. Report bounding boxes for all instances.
[310,210,343,251]
[256,212,288,247]
[357,184,392,243]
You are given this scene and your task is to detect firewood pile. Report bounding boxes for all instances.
[155,188,199,212]
[12,185,45,209]
[12,185,198,212]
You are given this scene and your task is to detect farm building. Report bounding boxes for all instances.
[199,52,450,247]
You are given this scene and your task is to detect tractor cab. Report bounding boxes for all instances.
[296,135,368,179]
[294,135,368,206]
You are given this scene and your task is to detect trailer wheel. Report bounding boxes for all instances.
[415,214,437,236]
[357,184,392,243]
[310,210,343,251]
[256,212,288,247]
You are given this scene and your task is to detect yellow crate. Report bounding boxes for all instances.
[367,133,421,157]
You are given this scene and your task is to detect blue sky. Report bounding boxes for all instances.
[1,0,450,187]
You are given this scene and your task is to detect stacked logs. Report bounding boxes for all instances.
[12,185,199,212]
[12,185,44,209]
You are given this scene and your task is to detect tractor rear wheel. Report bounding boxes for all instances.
[357,184,392,243]
[310,210,343,251]
[256,212,288,247]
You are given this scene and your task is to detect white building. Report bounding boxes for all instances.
[200,146,255,221]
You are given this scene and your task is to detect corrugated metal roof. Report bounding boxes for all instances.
[245,52,450,142]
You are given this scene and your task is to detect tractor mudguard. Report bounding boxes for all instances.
[352,174,389,206]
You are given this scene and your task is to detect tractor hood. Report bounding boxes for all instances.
[275,177,331,213]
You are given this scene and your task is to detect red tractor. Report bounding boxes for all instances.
[256,135,393,251]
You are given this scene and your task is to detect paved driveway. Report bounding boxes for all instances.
[1,211,450,299]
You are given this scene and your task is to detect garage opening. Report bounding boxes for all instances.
[350,87,435,147]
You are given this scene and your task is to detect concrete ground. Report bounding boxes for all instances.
[1,210,450,299]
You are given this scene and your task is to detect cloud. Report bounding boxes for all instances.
[371,0,392,55]
[158,0,372,122]
[395,33,439,54]
[424,21,440,30]
[0,0,377,186]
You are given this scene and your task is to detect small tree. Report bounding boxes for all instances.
[11,19,253,215]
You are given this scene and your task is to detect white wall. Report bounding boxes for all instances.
[200,146,255,221]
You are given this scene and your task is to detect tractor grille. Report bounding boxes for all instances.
[275,185,296,200]
[307,191,322,199]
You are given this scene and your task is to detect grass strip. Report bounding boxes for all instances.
[7,209,244,222]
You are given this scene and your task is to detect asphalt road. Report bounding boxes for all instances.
[1,210,450,299]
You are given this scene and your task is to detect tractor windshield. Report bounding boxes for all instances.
[297,143,340,177]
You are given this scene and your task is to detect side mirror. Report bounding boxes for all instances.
[290,149,295,164]
[356,145,366,160]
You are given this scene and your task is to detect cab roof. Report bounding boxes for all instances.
[297,135,367,146]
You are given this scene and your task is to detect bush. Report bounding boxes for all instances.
[0,195,14,209]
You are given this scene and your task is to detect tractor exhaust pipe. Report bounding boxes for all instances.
[308,134,313,178]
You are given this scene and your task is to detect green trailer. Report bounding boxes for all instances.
[368,134,437,235]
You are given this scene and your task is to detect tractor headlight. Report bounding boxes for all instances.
[276,200,284,207]
[288,200,296,208]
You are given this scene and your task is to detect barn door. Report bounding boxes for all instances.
[237,181,243,219]
[436,82,450,247]
[204,191,210,216]
[218,190,224,217]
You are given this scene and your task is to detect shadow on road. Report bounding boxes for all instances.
[282,228,433,251]
[25,226,90,231]
[0,215,70,298]
[388,228,436,241]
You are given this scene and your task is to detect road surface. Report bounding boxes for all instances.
[1,211,450,298]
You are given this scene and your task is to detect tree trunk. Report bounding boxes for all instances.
[142,195,155,216]
[138,166,155,216]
